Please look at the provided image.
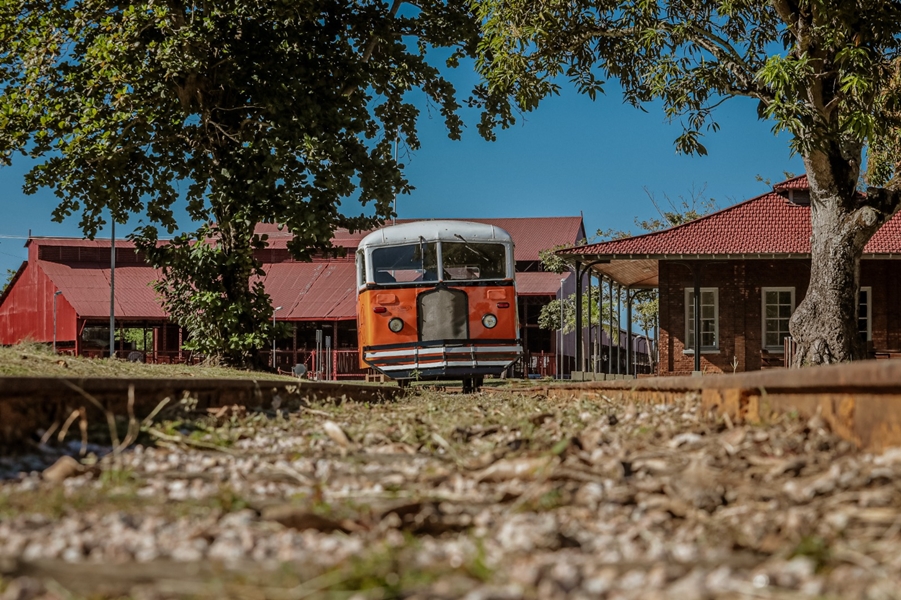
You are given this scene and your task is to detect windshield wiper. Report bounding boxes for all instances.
[453,234,490,260]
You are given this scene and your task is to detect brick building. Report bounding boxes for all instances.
[560,175,901,376]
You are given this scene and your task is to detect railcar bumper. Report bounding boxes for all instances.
[363,339,523,380]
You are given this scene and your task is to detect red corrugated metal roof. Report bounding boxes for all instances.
[31,217,584,262]
[26,238,138,248]
[517,272,571,296]
[35,259,360,321]
[260,262,358,321]
[567,177,901,257]
[39,261,166,319]
[463,217,584,261]
[256,217,584,261]
[12,216,582,324]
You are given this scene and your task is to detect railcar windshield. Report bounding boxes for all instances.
[371,242,439,284]
[441,242,507,281]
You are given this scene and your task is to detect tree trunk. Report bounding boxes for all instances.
[790,151,901,366]
[217,218,262,368]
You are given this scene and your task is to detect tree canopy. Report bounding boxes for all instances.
[474,0,901,365]
[0,0,480,364]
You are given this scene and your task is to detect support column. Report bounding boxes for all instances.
[521,299,529,376]
[597,276,604,374]
[616,283,622,374]
[587,274,593,373]
[333,321,339,380]
[693,265,701,372]
[654,292,660,374]
[74,318,82,357]
[626,288,633,376]
[574,262,583,372]
[608,277,614,375]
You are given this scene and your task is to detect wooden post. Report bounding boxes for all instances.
[293,323,298,368]
[74,318,82,357]
[332,321,339,379]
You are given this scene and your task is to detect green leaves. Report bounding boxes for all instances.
[472,0,901,169]
[0,0,481,366]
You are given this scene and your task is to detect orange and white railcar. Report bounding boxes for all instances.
[356,221,522,389]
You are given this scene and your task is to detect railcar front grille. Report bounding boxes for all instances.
[417,287,468,341]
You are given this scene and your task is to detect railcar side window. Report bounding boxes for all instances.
[356,250,366,287]
[441,242,507,280]
[371,242,438,284]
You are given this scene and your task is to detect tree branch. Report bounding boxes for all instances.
[343,0,404,96]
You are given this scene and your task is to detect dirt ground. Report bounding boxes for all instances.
[2,387,901,599]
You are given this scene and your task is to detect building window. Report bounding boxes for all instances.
[859,287,872,342]
[762,287,795,352]
[684,288,719,352]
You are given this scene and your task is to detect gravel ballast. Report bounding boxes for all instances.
[1,389,900,599]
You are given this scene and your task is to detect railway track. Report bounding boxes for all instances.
[538,359,901,452]
[1,359,900,450]
[0,377,402,447]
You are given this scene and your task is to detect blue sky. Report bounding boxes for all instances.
[0,77,804,277]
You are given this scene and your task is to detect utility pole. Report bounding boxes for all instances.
[109,218,116,359]
[558,277,565,379]
[393,138,398,225]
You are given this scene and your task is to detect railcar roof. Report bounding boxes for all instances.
[358,220,514,248]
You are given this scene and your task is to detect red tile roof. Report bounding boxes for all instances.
[773,174,810,191]
[566,176,901,257]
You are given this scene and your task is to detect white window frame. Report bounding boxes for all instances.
[761,287,795,353]
[684,287,719,354]
[859,286,872,342]
[355,250,367,290]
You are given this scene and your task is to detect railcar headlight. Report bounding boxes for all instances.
[388,318,404,333]
[482,314,498,329]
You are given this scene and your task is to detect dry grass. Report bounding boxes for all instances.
[0,343,295,380]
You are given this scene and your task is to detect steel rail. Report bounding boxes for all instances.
[0,377,403,447]
[540,359,901,451]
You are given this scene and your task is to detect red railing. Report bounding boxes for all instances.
[526,352,556,378]
[266,349,367,380]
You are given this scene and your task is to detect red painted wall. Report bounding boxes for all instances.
[0,262,77,345]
